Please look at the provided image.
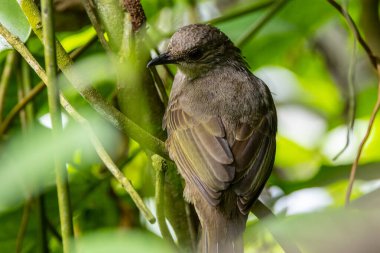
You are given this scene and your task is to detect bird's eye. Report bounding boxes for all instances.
[188,49,203,61]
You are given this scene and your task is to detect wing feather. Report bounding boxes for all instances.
[165,99,276,212]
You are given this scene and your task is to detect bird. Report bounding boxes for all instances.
[147,24,277,253]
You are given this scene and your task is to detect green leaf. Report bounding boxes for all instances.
[0,0,31,52]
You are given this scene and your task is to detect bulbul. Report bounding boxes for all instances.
[148,24,277,253]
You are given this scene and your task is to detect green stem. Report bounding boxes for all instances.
[41,0,74,252]
[80,0,111,51]
[236,0,288,48]
[0,50,17,122]
[152,155,176,246]
[207,0,275,25]
[16,70,27,131]
[21,59,34,125]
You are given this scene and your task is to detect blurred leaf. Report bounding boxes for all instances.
[75,229,174,253]
[0,0,31,52]
[275,135,322,181]
[356,86,378,117]
[0,117,117,212]
[265,207,380,253]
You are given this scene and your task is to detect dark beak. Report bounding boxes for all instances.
[147,53,175,68]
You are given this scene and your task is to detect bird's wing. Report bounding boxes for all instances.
[164,106,235,206]
[232,111,276,214]
[164,100,276,213]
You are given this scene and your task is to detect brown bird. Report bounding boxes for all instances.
[148,24,277,253]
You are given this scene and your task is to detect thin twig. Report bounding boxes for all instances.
[0,50,17,122]
[0,82,44,135]
[17,71,28,131]
[251,201,302,253]
[333,0,357,161]
[326,0,378,68]
[62,99,156,223]
[151,155,176,246]
[207,0,275,25]
[21,58,34,125]
[346,65,380,206]
[236,0,288,48]
[46,217,62,242]
[326,0,380,206]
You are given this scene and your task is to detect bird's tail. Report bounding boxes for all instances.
[199,215,246,253]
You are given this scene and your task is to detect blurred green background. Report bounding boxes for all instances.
[0,0,380,252]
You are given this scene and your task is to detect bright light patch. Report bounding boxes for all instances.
[277,105,327,149]
[274,188,333,215]
[38,113,69,129]
[255,66,302,103]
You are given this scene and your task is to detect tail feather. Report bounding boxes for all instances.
[199,217,246,253]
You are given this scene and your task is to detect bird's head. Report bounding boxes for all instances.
[147,24,243,78]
